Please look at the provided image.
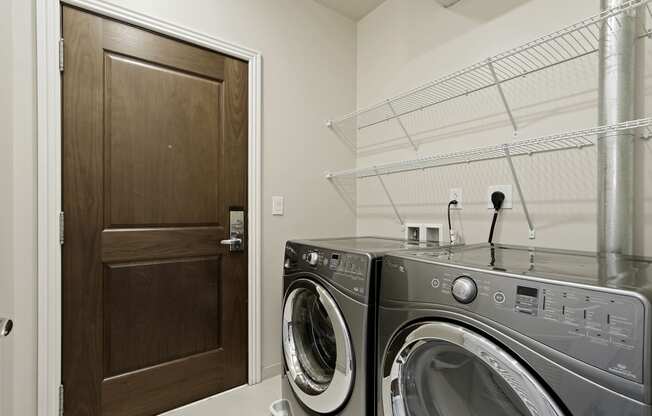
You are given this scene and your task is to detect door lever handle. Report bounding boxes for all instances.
[220,238,242,246]
[0,318,13,338]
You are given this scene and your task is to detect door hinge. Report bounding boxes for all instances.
[58,38,64,72]
[58,384,64,416]
[59,212,65,245]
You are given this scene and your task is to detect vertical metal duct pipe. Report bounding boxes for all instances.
[597,0,639,255]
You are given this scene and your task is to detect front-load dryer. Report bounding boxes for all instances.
[378,243,652,416]
[281,237,447,416]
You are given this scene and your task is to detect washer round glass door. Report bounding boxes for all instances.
[283,279,354,414]
[383,322,564,416]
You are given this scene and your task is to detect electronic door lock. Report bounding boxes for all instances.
[221,208,245,252]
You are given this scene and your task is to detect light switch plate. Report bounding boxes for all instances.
[272,196,284,215]
[487,185,513,209]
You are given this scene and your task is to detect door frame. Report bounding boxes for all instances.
[36,1,263,415]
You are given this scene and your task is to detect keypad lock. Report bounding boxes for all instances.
[220,208,245,252]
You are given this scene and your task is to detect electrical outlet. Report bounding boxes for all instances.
[449,188,463,209]
[487,185,513,209]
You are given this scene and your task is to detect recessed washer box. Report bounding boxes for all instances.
[405,223,443,243]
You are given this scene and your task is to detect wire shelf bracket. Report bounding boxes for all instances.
[374,167,406,227]
[488,60,519,136]
[503,144,535,239]
[326,120,356,153]
[387,100,419,152]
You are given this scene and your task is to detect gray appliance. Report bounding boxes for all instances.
[281,237,444,416]
[377,243,652,416]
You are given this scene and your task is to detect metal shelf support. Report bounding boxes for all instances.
[374,167,405,226]
[488,60,519,135]
[503,145,535,239]
[387,100,419,152]
[326,120,356,153]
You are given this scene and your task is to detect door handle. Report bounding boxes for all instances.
[220,238,242,246]
[0,318,13,338]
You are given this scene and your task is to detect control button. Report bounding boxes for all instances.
[451,276,477,304]
[306,252,319,266]
[431,278,441,289]
[493,291,506,304]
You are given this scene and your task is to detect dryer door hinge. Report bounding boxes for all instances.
[58,38,64,72]
[58,384,64,416]
[59,212,65,245]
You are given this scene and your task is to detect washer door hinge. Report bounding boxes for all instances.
[58,384,64,416]
[59,212,65,245]
[58,38,64,72]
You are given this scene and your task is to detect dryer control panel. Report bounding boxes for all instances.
[383,258,647,383]
[285,243,371,302]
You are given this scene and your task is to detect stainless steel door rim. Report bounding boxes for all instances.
[283,279,354,414]
[383,321,564,416]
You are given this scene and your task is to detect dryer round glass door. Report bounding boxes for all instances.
[383,322,564,416]
[282,279,354,414]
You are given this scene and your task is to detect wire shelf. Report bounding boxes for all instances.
[328,0,652,152]
[326,118,652,179]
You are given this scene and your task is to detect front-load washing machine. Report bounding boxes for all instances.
[281,237,448,416]
[377,243,652,416]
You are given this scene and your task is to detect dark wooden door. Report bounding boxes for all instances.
[62,7,248,416]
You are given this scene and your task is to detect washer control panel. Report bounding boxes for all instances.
[286,243,370,301]
[383,258,647,383]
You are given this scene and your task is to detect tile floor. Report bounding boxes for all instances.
[162,376,281,416]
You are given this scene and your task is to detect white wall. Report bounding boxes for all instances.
[5,0,356,413]
[1,1,38,416]
[0,3,16,414]
[355,0,652,256]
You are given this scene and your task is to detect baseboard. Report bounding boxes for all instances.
[262,362,282,380]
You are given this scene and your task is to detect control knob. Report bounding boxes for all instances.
[307,252,320,266]
[452,276,477,304]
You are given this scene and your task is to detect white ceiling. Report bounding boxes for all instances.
[314,0,386,21]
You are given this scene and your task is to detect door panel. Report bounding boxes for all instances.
[104,53,222,227]
[103,257,221,377]
[62,6,248,416]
